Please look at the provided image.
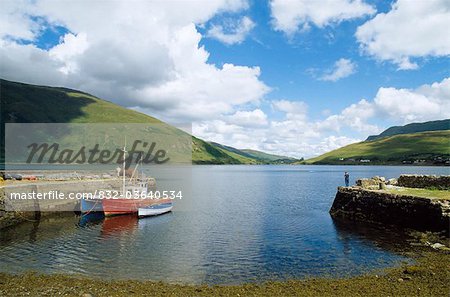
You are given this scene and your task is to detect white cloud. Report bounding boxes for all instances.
[195,77,450,159]
[270,0,375,35]
[193,102,362,159]
[49,32,89,74]
[320,58,357,81]
[0,0,269,123]
[356,0,450,70]
[207,16,255,45]
[131,25,270,121]
[272,100,306,114]
[314,136,361,154]
[227,109,268,127]
[373,77,450,122]
[194,97,367,159]
[0,0,39,41]
[272,100,308,120]
[317,99,380,134]
[2,0,449,160]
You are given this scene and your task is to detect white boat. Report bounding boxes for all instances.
[138,202,173,218]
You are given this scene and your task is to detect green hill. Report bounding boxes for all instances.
[304,130,450,165]
[366,119,450,141]
[208,143,298,164]
[240,149,299,164]
[0,79,293,165]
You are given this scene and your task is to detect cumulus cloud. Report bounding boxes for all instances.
[49,32,88,74]
[226,109,268,127]
[373,77,450,122]
[313,135,361,154]
[130,25,270,121]
[194,100,363,159]
[207,16,255,45]
[195,77,449,159]
[270,0,375,35]
[320,58,356,81]
[317,99,380,134]
[272,100,308,120]
[356,0,450,70]
[0,0,269,123]
[0,0,39,40]
[2,0,448,160]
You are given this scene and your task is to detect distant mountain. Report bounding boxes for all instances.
[0,79,295,165]
[304,130,450,165]
[366,119,450,141]
[210,143,298,164]
[240,149,299,164]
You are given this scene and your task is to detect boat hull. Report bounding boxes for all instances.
[102,198,171,216]
[80,198,103,213]
[102,199,143,216]
[138,202,173,218]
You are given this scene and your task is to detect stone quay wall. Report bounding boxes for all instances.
[0,179,121,229]
[397,174,450,190]
[330,187,450,233]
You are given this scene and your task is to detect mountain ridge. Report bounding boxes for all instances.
[0,79,296,165]
[304,129,449,165]
[366,119,450,141]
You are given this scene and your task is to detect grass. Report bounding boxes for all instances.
[66,93,162,124]
[0,250,449,296]
[366,119,450,141]
[240,149,298,163]
[207,143,298,164]
[1,79,294,165]
[383,187,450,200]
[304,130,450,165]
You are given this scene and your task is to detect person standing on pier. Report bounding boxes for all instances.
[344,172,350,187]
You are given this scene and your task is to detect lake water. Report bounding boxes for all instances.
[0,165,449,284]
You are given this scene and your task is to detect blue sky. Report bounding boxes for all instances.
[1,0,449,158]
[199,0,449,120]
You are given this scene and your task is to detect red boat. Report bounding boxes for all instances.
[102,198,172,216]
[102,198,143,216]
[82,146,164,217]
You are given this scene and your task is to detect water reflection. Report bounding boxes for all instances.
[101,215,138,237]
[78,212,104,227]
[331,217,413,254]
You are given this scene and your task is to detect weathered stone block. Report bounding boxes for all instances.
[397,175,450,190]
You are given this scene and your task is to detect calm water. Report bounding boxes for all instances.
[0,165,449,284]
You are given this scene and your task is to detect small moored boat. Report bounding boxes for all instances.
[138,202,173,218]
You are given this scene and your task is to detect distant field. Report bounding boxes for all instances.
[305,130,450,165]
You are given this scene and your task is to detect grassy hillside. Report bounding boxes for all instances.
[240,149,298,163]
[192,137,256,164]
[1,79,162,124]
[366,119,450,141]
[304,130,450,165]
[0,79,293,165]
[209,143,298,164]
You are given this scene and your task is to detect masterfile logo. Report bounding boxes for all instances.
[5,123,192,170]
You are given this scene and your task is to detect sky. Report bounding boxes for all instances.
[1,0,449,158]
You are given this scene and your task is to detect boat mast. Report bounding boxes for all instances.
[122,141,127,196]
